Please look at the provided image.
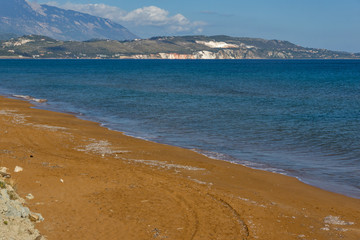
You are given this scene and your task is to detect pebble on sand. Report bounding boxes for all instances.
[26,193,35,200]
[14,166,23,173]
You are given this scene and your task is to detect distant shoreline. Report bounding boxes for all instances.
[1,56,360,60]
[2,35,359,60]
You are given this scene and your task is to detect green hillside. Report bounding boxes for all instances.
[1,35,358,59]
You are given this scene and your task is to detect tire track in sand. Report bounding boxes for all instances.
[158,179,249,240]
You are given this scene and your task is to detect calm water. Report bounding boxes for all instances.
[0,59,359,198]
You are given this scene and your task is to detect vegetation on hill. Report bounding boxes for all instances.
[0,35,358,59]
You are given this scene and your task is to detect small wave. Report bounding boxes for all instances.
[13,95,47,103]
[191,148,288,175]
[191,149,237,162]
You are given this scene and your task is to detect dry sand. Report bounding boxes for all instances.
[0,96,359,240]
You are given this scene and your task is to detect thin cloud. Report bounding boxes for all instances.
[45,2,206,34]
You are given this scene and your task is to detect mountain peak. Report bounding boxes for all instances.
[0,0,33,17]
[0,0,137,41]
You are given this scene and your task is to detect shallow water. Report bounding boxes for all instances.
[0,59,359,198]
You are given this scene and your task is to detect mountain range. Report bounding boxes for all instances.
[0,0,136,41]
[1,34,359,59]
[0,0,359,59]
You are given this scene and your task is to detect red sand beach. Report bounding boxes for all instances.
[0,96,359,239]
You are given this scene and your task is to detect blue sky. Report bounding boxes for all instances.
[33,0,360,52]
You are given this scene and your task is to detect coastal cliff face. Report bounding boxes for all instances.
[117,48,351,60]
[128,50,256,59]
[129,49,280,59]
[0,35,358,59]
[123,37,353,59]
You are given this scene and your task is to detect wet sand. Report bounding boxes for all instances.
[0,96,359,239]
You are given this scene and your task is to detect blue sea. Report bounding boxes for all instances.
[0,59,359,198]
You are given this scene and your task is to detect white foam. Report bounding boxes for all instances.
[192,148,288,175]
[76,139,128,156]
[187,176,208,185]
[27,123,67,131]
[127,159,205,171]
[0,109,27,124]
[13,95,47,103]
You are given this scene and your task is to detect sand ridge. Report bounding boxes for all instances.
[0,96,359,239]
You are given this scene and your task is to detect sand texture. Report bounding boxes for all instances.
[0,96,359,240]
